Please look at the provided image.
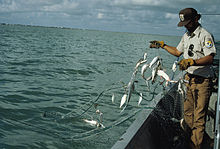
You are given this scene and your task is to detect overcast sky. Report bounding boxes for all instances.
[1,0,220,39]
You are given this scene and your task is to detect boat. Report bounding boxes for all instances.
[112,54,219,148]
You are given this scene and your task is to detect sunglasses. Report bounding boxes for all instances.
[188,44,194,57]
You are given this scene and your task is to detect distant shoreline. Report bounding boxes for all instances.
[1,23,219,42]
[0,22,181,38]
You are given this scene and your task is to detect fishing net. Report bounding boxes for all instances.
[146,83,187,149]
[19,53,183,146]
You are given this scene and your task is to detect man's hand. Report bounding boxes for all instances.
[149,41,165,48]
[178,58,195,70]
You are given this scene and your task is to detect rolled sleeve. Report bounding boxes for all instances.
[177,36,184,53]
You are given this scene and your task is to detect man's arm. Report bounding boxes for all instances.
[149,40,182,57]
[163,45,182,57]
[194,53,215,66]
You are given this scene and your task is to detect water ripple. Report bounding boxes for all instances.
[0,24,183,149]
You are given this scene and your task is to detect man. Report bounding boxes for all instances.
[149,8,216,149]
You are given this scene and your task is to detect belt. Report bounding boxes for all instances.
[186,73,204,79]
[186,73,211,84]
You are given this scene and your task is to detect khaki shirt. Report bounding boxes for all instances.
[177,25,216,78]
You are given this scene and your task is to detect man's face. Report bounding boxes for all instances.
[184,19,198,33]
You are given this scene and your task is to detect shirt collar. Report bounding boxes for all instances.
[187,25,201,38]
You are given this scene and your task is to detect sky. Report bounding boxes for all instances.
[1,0,220,39]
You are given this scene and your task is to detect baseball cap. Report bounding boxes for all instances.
[178,8,199,27]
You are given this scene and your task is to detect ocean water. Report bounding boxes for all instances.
[0,24,201,149]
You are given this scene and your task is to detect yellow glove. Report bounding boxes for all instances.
[149,40,165,49]
[178,58,195,70]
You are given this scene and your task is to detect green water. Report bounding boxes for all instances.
[0,24,182,149]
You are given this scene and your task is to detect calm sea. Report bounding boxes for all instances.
[0,24,218,149]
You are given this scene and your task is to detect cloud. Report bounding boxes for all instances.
[42,0,79,12]
[165,13,178,20]
[131,0,166,6]
[0,0,220,39]
[97,13,104,19]
[0,0,18,12]
[112,0,166,6]
[0,0,78,13]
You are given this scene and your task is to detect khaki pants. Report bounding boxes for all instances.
[184,73,212,149]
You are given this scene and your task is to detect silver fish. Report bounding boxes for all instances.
[146,76,152,81]
[157,70,170,81]
[120,55,147,111]
[141,60,148,64]
[120,66,138,110]
[135,58,147,69]
[141,63,149,80]
[157,70,177,86]
[84,119,98,126]
[126,81,135,103]
[172,61,178,72]
[84,118,105,128]
[151,60,162,83]
[138,93,143,106]
[149,56,160,68]
[143,53,148,60]
[120,79,136,112]
[135,59,143,69]
[120,94,127,108]
[111,93,115,103]
[151,67,158,83]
